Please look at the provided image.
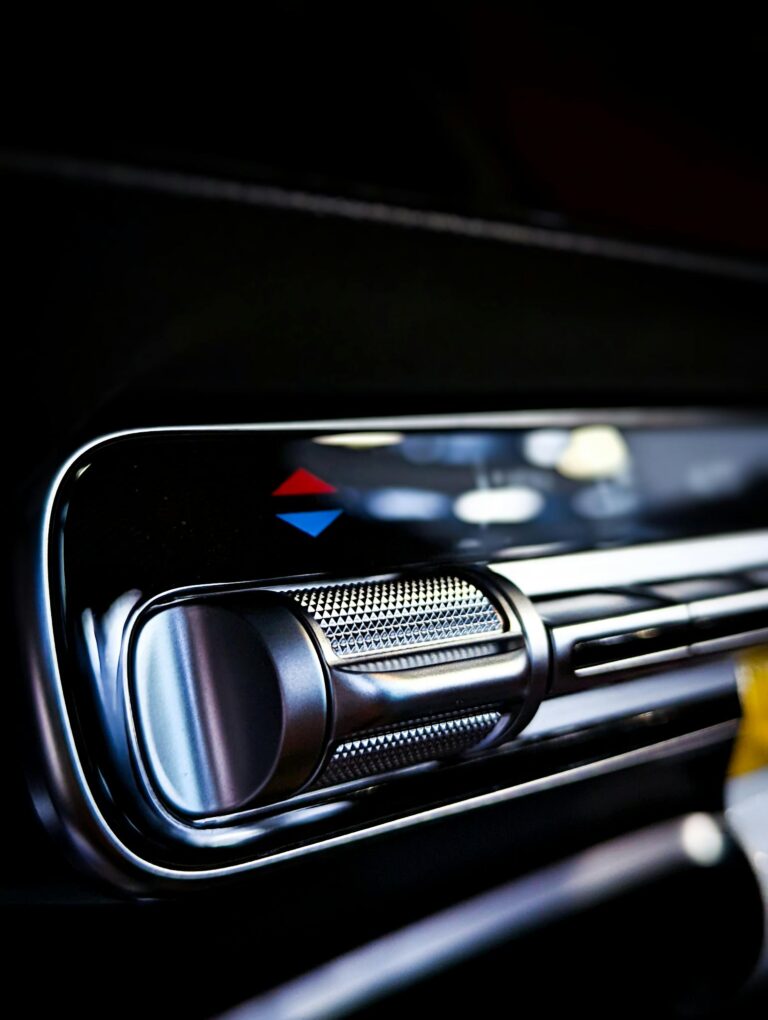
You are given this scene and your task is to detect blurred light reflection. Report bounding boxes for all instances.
[314,432,404,449]
[572,482,638,519]
[402,433,500,465]
[523,429,570,468]
[556,425,629,480]
[454,486,544,524]
[366,488,451,521]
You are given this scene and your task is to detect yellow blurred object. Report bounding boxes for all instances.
[729,646,768,776]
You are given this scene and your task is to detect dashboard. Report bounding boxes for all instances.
[4,106,768,1015]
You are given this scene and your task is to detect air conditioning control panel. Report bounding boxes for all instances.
[22,413,768,890]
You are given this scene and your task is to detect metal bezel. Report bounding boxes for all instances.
[23,410,768,890]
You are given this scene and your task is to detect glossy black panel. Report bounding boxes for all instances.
[59,424,768,622]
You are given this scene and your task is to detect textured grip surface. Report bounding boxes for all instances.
[291,575,504,659]
[314,708,503,787]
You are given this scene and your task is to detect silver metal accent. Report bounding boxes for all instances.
[690,589,768,656]
[341,641,504,673]
[691,588,768,622]
[692,630,768,656]
[574,647,690,679]
[316,709,504,787]
[296,570,547,787]
[133,603,328,817]
[146,720,737,873]
[524,659,737,739]
[291,575,504,662]
[552,603,690,679]
[326,646,528,748]
[124,570,533,815]
[548,586,768,682]
[494,531,768,596]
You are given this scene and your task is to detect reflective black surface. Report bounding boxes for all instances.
[60,423,768,623]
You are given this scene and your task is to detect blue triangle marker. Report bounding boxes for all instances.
[276,509,343,537]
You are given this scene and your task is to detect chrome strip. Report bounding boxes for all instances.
[556,604,689,643]
[122,721,729,878]
[574,646,690,678]
[552,603,689,679]
[691,629,768,656]
[690,588,768,620]
[493,531,768,595]
[524,660,737,739]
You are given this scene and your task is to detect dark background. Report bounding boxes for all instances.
[5,11,768,253]
[3,11,768,489]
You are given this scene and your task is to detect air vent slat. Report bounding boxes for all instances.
[549,585,768,691]
[573,623,693,671]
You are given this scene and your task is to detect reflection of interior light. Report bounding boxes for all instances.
[556,425,629,480]
[572,483,638,519]
[402,433,497,465]
[454,486,544,524]
[457,537,483,549]
[495,541,571,559]
[366,488,450,520]
[82,590,143,737]
[681,813,726,867]
[687,460,742,498]
[314,432,404,449]
[523,429,570,468]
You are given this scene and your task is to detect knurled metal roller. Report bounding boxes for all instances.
[130,569,549,819]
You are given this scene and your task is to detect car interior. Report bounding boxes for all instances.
[3,15,768,1018]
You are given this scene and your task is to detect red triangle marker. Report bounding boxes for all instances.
[272,468,337,496]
